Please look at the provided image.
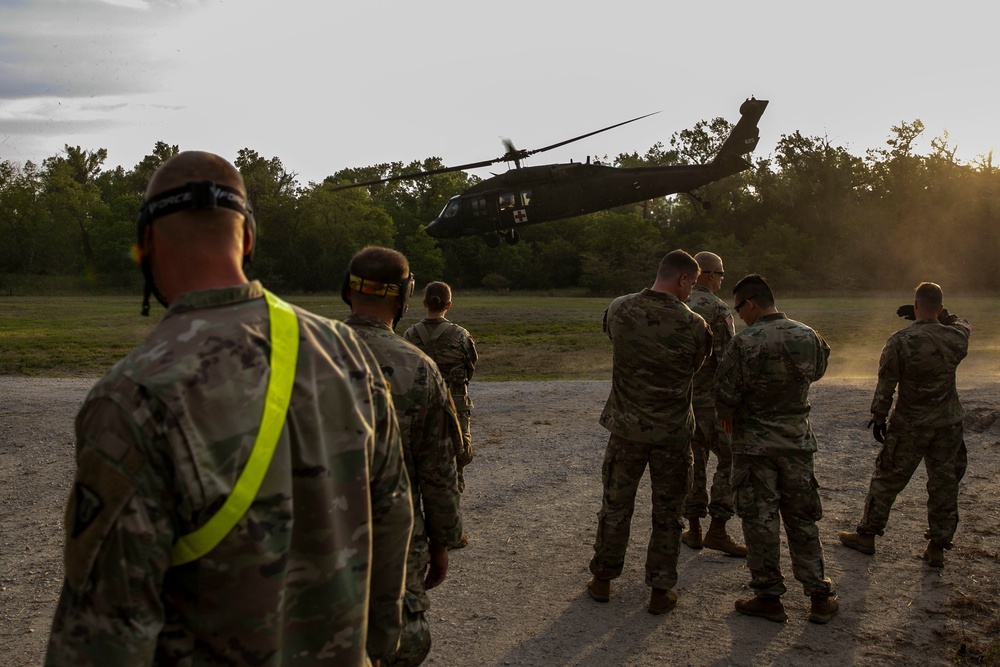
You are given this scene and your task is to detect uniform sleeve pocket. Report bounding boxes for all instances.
[64,448,138,590]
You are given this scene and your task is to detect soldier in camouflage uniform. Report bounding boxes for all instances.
[45,152,414,667]
[715,274,838,624]
[681,251,746,557]
[344,247,464,667]
[588,250,712,615]
[840,282,970,568]
[403,281,478,500]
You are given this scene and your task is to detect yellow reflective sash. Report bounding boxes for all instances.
[171,290,299,566]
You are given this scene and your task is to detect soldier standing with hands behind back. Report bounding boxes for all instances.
[715,274,838,624]
[840,282,970,568]
[682,251,746,557]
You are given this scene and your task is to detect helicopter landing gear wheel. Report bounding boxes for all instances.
[504,229,520,245]
[484,232,501,248]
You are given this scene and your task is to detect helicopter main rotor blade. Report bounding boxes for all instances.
[327,158,497,192]
[327,111,660,192]
[525,111,660,157]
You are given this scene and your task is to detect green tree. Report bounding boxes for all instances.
[756,132,869,287]
[235,149,300,285]
[0,160,48,274]
[84,143,181,287]
[333,158,478,284]
[578,210,664,295]
[126,141,180,195]
[40,146,110,275]
[284,182,395,290]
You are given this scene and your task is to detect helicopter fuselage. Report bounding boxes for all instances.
[424,158,747,240]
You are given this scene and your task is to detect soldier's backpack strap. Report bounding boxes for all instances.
[415,320,446,354]
[170,289,299,567]
[429,322,450,344]
[413,321,432,348]
[426,321,453,359]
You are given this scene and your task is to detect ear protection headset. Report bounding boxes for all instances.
[136,180,255,316]
[341,270,415,328]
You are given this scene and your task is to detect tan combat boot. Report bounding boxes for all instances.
[923,540,945,568]
[839,531,875,555]
[681,517,703,549]
[648,588,678,615]
[735,596,788,623]
[587,577,611,602]
[808,595,840,624]
[702,518,747,557]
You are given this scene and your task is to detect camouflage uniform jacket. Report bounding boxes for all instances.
[46,281,413,667]
[686,284,736,410]
[715,312,830,455]
[403,316,478,411]
[599,289,712,445]
[871,317,970,430]
[345,314,463,610]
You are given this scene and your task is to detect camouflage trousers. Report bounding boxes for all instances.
[732,452,834,598]
[683,407,735,520]
[384,592,431,667]
[456,408,472,493]
[857,422,967,547]
[590,434,693,590]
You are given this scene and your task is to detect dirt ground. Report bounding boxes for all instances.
[2,376,999,666]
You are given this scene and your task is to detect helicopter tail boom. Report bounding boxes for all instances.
[713,97,769,169]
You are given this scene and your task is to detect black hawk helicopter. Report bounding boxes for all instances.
[333,98,768,247]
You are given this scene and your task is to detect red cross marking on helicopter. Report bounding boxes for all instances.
[513,209,528,223]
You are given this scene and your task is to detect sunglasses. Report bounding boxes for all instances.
[735,298,750,312]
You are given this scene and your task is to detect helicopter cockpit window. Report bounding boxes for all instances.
[440,198,461,218]
[499,192,515,211]
[520,189,532,206]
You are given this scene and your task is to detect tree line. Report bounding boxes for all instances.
[2,118,998,296]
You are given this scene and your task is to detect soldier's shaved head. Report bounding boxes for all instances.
[145,151,248,245]
[694,251,725,292]
[914,282,944,309]
[138,151,252,308]
[694,251,723,273]
[147,151,246,199]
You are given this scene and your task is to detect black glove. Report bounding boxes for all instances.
[938,308,958,325]
[867,418,886,443]
[896,304,915,320]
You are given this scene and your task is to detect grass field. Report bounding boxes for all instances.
[2,293,998,381]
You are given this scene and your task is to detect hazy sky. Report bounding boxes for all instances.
[0,1,994,185]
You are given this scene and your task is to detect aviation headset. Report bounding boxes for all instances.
[136,180,255,316]
[341,269,415,329]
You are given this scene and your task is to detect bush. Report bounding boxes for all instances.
[481,272,510,292]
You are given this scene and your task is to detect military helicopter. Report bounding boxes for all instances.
[333,98,768,247]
